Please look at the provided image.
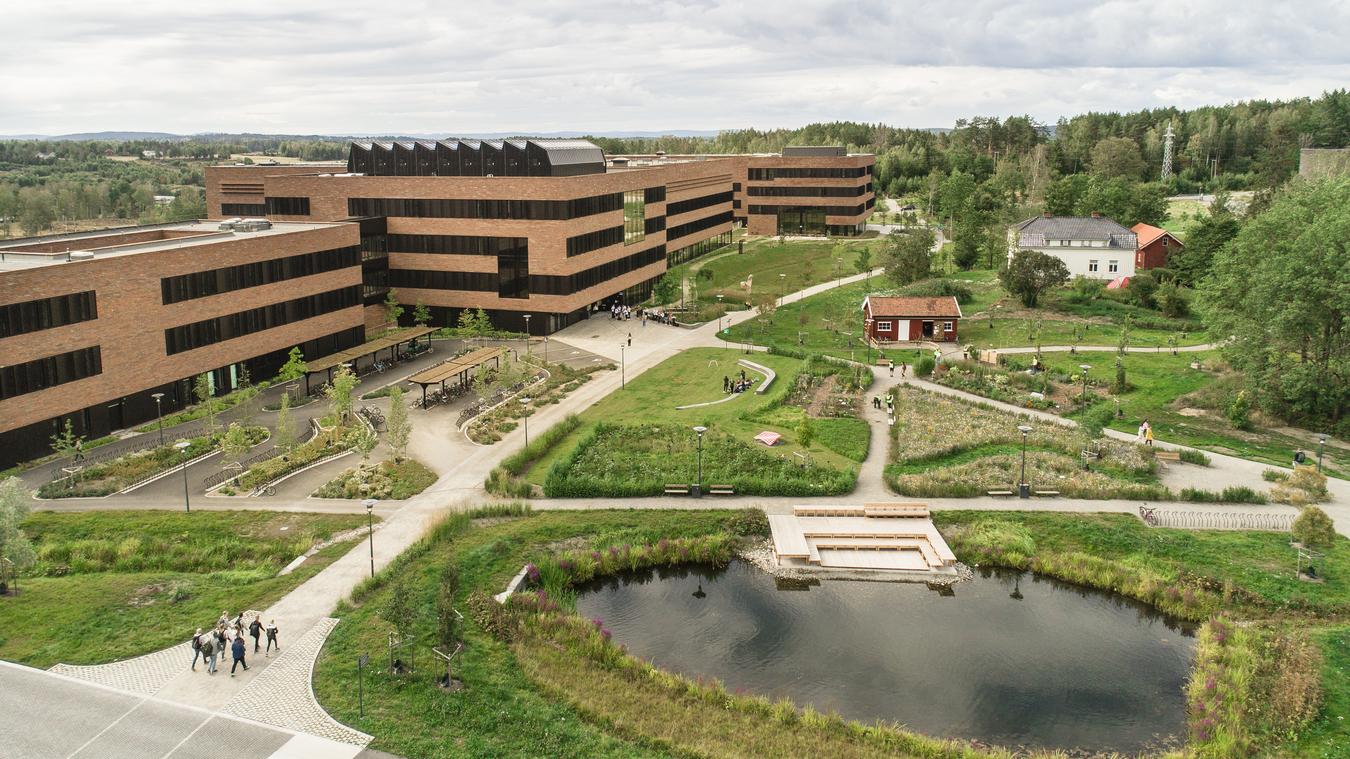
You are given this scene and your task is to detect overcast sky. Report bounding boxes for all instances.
[4,0,1349,136]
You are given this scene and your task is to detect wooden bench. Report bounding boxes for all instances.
[1034,490,1061,497]
[709,485,735,495]
[1155,451,1181,461]
[986,490,1015,497]
[663,484,690,495]
[863,503,930,518]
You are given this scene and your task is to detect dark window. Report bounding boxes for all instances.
[160,247,360,304]
[667,210,734,242]
[644,215,666,234]
[220,203,266,216]
[388,234,528,256]
[347,193,621,221]
[0,291,97,338]
[387,269,498,292]
[732,182,742,192]
[567,226,623,257]
[745,185,866,197]
[667,231,732,266]
[530,246,666,296]
[747,167,867,180]
[666,191,733,217]
[264,196,311,215]
[643,186,666,203]
[498,245,530,299]
[747,204,867,217]
[164,287,360,354]
[0,346,101,400]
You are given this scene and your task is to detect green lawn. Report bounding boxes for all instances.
[524,348,859,486]
[1,510,369,666]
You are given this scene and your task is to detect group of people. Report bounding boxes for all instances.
[871,392,895,412]
[723,369,754,394]
[608,303,679,327]
[1136,421,1155,446]
[190,611,279,677]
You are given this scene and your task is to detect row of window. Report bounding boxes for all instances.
[643,187,666,204]
[0,290,97,339]
[874,321,953,332]
[0,346,102,401]
[386,234,527,257]
[747,203,868,217]
[220,203,266,217]
[531,246,667,296]
[667,231,732,267]
[746,184,870,197]
[1087,260,1121,273]
[567,226,623,257]
[388,246,667,298]
[748,166,870,180]
[666,190,733,217]
[264,196,311,215]
[388,268,495,293]
[667,210,734,242]
[347,193,622,221]
[164,286,360,355]
[161,246,360,304]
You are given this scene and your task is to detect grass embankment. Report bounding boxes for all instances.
[317,507,1347,758]
[520,348,865,495]
[0,510,369,666]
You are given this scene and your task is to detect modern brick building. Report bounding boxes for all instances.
[0,220,363,466]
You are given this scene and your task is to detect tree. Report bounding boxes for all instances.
[385,387,411,461]
[50,419,85,459]
[1155,280,1188,318]
[384,289,404,327]
[219,422,251,467]
[951,227,981,270]
[0,478,36,590]
[796,418,814,447]
[383,578,417,649]
[651,273,678,305]
[412,300,432,327]
[938,169,977,227]
[882,229,934,286]
[472,361,495,403]
[999,250,1069,307]
[194,374,218,434]
[325,364,358,425]
[1171,194,1241,286]
[274,393,295,451]
[1197,177,1350,430]
[435,564,461,684]
[354,425,378,465]
[853,245,872,281]
[19,195,55,235]
[1113,358,1128,394]
[276,347,307,382]
[1292,506,1336,551]
[1089,136,1147,179]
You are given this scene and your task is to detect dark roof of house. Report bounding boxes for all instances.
[863,295,962,319]
[1014,215,1136,248]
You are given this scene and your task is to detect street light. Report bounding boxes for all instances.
[174,440,192,512]
[1318,433,1327,473]
[692,426,707,498]
[522,314,532,355]
[779,273,787,306]
[151,392,165,447]
[619,344,626,388]
[520,397,531,449]
[865,317,875,366]
[1078,364,1091,405]
[1017,425,1033,499]
[363,499,377,577]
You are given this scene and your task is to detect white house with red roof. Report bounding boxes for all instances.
[861,295,962,343]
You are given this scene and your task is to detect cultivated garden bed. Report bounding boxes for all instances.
[313,458,436,500]
[38,426,267,498]
[467,357,611,445]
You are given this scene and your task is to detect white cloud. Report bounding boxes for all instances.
[1,0,1348,134]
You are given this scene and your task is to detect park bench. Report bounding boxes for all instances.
[1154,451,1181,462]
[863,503,929,518]
[709,484,735,495]
[986,490,1015,497]
[1034,490,1061,497]
[663,484,691,495]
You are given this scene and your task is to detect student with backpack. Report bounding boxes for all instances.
[264,620,280,656]
[230,634,249,677]
[198,630,218,675]
[249,615,263,653]
[190,627,204,671]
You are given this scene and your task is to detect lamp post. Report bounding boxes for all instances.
[1078,364,1091,405]
[174,440,192,512]
[865,318,875,366]
[363,498,377,577]
[619,345,625,388]
[522,314,532,355]
[692,426,707,498]
[520,397,531,449]
[1317,433,1327,473]
[151,392,165,447]
[778,273,786,306]
[1017,424,1033,499]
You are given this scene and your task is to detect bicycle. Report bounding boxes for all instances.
[1138,506,1158,527]
[252,483,276,497]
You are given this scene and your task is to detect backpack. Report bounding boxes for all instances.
[200,639,214,656]
[191,635,201,651]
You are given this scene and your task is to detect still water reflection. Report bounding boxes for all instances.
[575,561,1196,754]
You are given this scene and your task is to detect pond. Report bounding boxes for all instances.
[575,560,1196,755]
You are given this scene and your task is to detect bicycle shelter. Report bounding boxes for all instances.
[407,347,506,409]
[302,326,436,394]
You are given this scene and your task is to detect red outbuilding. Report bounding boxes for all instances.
[861,295,962,343]
[1131,222,1184,270]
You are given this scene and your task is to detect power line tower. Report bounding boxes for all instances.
[1161,121,1175,182]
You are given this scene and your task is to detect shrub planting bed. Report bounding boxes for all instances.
[38,426,267,498]
[236,424,359,490]
[313,458,437,500]
[467,358,609,445]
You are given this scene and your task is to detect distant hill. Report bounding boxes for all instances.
[0,131,189,141]
[0,130,726,142]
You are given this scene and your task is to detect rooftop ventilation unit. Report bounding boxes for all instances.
[235,218,273,232]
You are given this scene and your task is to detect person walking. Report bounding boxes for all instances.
[901,362,907,377]
[230,634,249,677]
[889,360,895,377]
[1144,424,1154,447]
[249,615,263,653]
[199,631,218,675]
[190,627,204,671]
[265,620,280,656]
[627,333,632,347]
